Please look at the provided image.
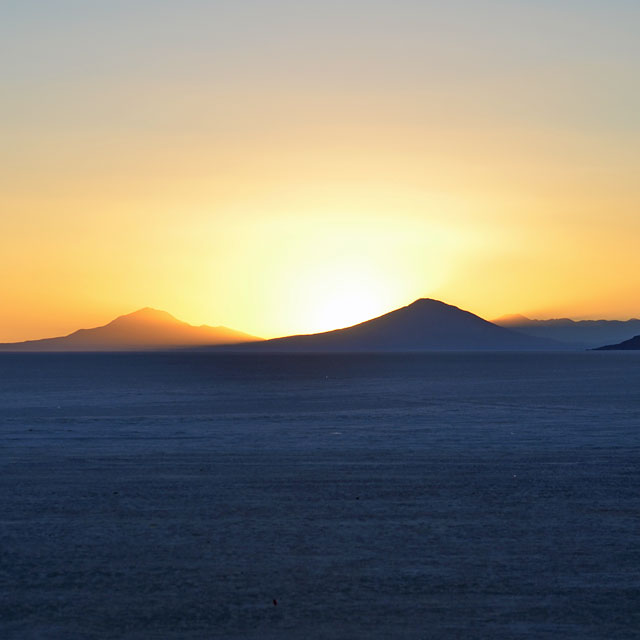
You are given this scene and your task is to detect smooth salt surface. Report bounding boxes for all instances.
[1,352,639,639]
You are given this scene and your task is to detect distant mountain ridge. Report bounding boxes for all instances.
[494,314,640,348]
[0,308,261,351]
[8,300,635,353]
[593,335,640,351]
[222,299,565,352]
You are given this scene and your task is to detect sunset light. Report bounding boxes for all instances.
[3,3,639,638]
[2,2,640,343]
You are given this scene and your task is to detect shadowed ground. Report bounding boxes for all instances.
[1,352,639,639]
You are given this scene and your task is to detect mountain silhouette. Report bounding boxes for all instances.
[225,299,564,352]
[0,308,261,351]
[494,314,640,348]
[593,334,640,351]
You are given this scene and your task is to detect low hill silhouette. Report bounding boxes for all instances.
[494,314,640,348]
[224,299,565,352]
[0,308,261,351]
[593,335,640,351]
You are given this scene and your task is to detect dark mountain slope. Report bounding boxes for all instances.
[230,299,564,352]
[594,335,640,351]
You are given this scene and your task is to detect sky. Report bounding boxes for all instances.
[2,1,639,341]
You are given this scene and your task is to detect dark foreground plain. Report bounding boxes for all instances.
[1,352,639,639]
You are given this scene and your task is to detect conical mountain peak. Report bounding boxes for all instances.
[228,297,561,352]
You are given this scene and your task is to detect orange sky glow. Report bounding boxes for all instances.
[2,2,639,341]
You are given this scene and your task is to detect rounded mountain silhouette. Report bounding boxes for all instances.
[0,308,261,351]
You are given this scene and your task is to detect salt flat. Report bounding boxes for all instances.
[2,353,639,639]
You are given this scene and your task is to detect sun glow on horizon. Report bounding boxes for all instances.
[206,208,466,339]
[2,2,640,341]
[290,265,395,335]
